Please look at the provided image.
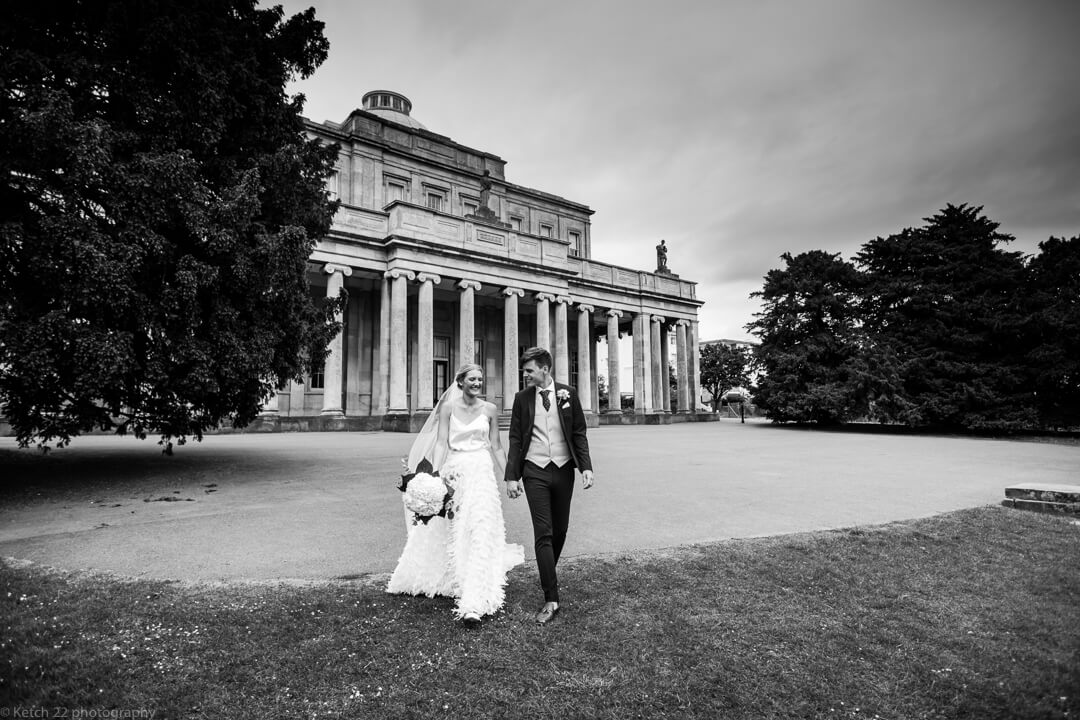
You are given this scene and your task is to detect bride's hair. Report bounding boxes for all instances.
[454,363,484,387]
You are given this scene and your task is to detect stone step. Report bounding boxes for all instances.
[1001,498,1080,514]
[1004,483,1080,504]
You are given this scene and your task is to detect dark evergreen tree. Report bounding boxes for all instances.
[855,204,1030,429]
[1024,236,1080,429]
[0,1,343,449]
[747,250,870,424]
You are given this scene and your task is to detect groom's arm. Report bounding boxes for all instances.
[504,395,523,483]
[570,389,592,473]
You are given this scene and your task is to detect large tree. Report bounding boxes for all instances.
[1,1,343,449]
[855,204,1030,429]
[698,343,751,412]
[747,250,870,424]
[1024,235,1080,429]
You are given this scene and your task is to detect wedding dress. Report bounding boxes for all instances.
[386,412,524,618]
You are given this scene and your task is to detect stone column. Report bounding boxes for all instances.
[457,279,482,367]
[650,315,665,413]
[660,323,671,413]
[535,292,554,351]
[633,313,652,414]
[321,263,353,416]
[386,268,414,413]
[606,309,622,413]
[689,320,701,413]
[502,287,524,411]
[576,304,594,410]
[554,295,570,383]
[375,275,390,415]
[591,334,600,413]
[416,273,441,411]
[676,320,690,413]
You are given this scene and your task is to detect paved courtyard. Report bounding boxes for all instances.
[1,420,1076,582]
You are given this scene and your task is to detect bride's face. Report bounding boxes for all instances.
[460,369,484,397]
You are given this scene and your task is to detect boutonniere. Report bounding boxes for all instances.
[556,388,571,409]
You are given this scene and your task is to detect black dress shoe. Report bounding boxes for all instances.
[462,612,481,626]
[535,604,560,625]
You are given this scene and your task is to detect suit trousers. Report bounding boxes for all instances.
[522,459,576,603]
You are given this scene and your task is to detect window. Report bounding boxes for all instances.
[426,192,443,212]
[386,181,407,204]
[326,169,341,200]
[509,216,522,231]
[463,201,478,216]
[434,336,450,404]
[568,230,581,257]
[309,360,325,390]
[539,223,553,238]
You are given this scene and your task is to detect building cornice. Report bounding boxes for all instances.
[304,117,595,217]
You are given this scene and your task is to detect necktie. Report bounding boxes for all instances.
[540,389,551,411]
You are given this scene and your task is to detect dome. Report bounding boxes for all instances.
[361,90,427,131]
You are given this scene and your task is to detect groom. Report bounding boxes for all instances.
[504,346,595,625]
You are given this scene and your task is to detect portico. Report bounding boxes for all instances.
[259,90,712,431]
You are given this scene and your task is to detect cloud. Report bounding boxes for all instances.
[283,0,1080,341]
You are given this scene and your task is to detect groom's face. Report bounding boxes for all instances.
[522,360,550,389]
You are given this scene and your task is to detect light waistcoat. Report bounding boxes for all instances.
[526,382,571,468]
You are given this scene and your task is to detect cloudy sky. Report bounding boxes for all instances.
[279,0,1080,342]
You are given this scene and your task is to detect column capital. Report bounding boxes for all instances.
[606,308,624,318]
[554,295,572,306]
[324,263,353,277]
[416,272,442,285]
[384,268,415,281]
[502,287,525,298]
[577,304,595,314]
[535,292,556,303]
[457,279,482,292]
[651,314,666,324]
[675,318,690,327]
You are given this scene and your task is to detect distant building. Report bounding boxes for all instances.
[699,338,756,351]
[697,338,758,408]
[261,91,712,430]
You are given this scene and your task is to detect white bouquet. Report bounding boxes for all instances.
[398,458,454,524]
[403,472,448,518]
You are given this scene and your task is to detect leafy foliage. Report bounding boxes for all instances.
[748,250,871,424]
[1023,235,1080,429]
[855,204,1030,429]
[0,0,343,449]
[747,204,1078,431]
[698,343,752,412]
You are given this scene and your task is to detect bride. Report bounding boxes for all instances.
[386,363,524,623]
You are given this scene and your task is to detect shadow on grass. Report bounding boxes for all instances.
[0,443,318,503]
[743,420,1080,445]
[2,506,1078,719]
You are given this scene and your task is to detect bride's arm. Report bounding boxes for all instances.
[486,402,507,481]
[430,401,452,471]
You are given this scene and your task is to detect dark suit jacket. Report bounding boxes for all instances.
[504,382,593,482]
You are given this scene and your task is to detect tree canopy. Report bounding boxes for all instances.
[748,250,870,424]
[747,205,1079,431]
[1,0,343,449]
[698,343,752,412]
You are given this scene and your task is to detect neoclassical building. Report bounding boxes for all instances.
[261,90,710,431]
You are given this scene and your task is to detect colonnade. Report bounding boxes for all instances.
[311,264,701,419]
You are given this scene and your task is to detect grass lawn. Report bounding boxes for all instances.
[2,506,1077,719]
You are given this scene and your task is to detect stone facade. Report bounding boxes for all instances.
[261,90,711,431]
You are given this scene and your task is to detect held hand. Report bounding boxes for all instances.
[506,480,523,499]
[582,470,594,489]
